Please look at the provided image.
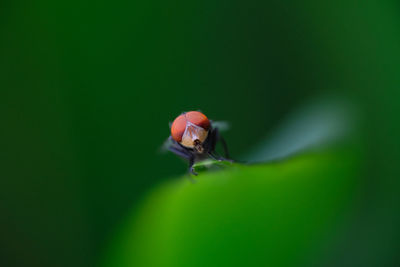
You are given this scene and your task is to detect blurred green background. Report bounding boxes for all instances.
[1,0,400,266]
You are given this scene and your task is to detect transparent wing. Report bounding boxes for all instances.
[159,136,174,153]
[211,120,230,132]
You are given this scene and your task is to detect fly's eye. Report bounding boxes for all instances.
[170,114,187,142]
[185,111,210,130]
[170,111,210,147]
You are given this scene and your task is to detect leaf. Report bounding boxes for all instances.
[242,96,356,163]
[103,147,361,267]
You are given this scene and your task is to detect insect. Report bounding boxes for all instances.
[163,111,232,175]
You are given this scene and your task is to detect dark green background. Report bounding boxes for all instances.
[1,1,399,266]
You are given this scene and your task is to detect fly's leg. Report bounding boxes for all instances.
[168,145,191,160]
[188,156,198,176]
[219,135,231,159]
[208,127,233,162]
[207,152,222,161]
[168,143,198,177]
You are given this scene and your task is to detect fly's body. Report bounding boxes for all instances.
[165,111,231,175]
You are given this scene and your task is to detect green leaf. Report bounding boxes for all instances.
[103,147,360,267]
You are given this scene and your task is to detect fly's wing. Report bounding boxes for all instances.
[160,121,174,153]
[211,120,230,132]
[159,136,174,153]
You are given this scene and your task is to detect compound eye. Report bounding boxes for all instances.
[185,111,210,130]
[171,114,187,142]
